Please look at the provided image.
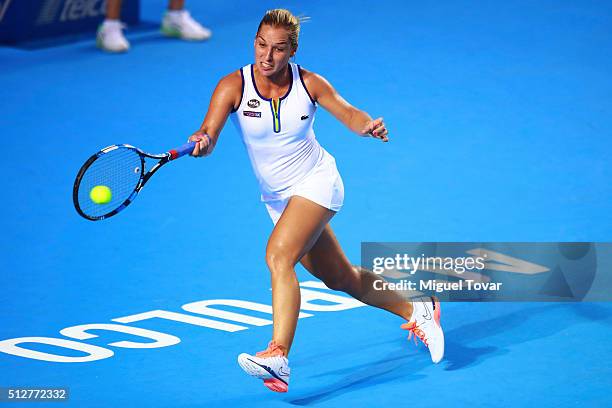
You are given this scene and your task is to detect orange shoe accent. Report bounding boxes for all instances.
[256,340,287,357]
[401,321,429,347]
[263,378,288,393]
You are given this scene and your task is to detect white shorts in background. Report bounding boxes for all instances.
[264,150,344,225]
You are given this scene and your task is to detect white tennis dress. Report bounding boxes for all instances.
[230,63,344,224]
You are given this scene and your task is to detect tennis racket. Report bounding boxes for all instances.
[73,142,196,221]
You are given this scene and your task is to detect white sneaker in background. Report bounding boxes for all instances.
[96,20,129,53]
[161,10,212,41]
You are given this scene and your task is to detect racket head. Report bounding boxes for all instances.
[73,144,145,221]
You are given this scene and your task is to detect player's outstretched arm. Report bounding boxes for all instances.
[189,70,243,157]
[301,68,388,142]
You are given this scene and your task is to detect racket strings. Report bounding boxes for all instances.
[77,148,143,218]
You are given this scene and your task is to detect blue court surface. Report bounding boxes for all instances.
[2,0,612,406]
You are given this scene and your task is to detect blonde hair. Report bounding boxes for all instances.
[257,9,301,51]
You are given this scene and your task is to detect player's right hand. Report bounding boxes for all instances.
[188,131,212,157]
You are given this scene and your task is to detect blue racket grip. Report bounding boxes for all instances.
[169,141,197,160]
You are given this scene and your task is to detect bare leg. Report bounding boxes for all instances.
[168,0,185,10]
[301,225,414,320]
[266,196,335,356]
[105,0,122,20]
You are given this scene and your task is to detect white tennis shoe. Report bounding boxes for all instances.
[402,296,445,363]
[161,10,212,41]
[237,341,290,392]
[96,20,129,53]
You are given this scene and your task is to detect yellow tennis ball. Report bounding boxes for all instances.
[90,185,112,204]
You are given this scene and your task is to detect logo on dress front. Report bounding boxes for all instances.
[247,99,260,108]
[243,111,261,118]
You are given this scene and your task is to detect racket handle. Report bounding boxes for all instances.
[169,141,197,160]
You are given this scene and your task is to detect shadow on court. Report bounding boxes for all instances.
[286,303,612,405]
[289,351,425,406]
[445,303,612,371]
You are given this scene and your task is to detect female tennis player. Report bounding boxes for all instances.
[188,9,444,392]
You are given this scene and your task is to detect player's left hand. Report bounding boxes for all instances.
[361,117,389,142]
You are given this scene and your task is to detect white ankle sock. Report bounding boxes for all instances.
[166,9,185,22]
[103,19,122,28]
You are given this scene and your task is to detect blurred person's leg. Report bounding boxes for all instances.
[168,0,186,11]
[106,0,122,20]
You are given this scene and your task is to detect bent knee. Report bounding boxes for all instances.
[265,246,295,275]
